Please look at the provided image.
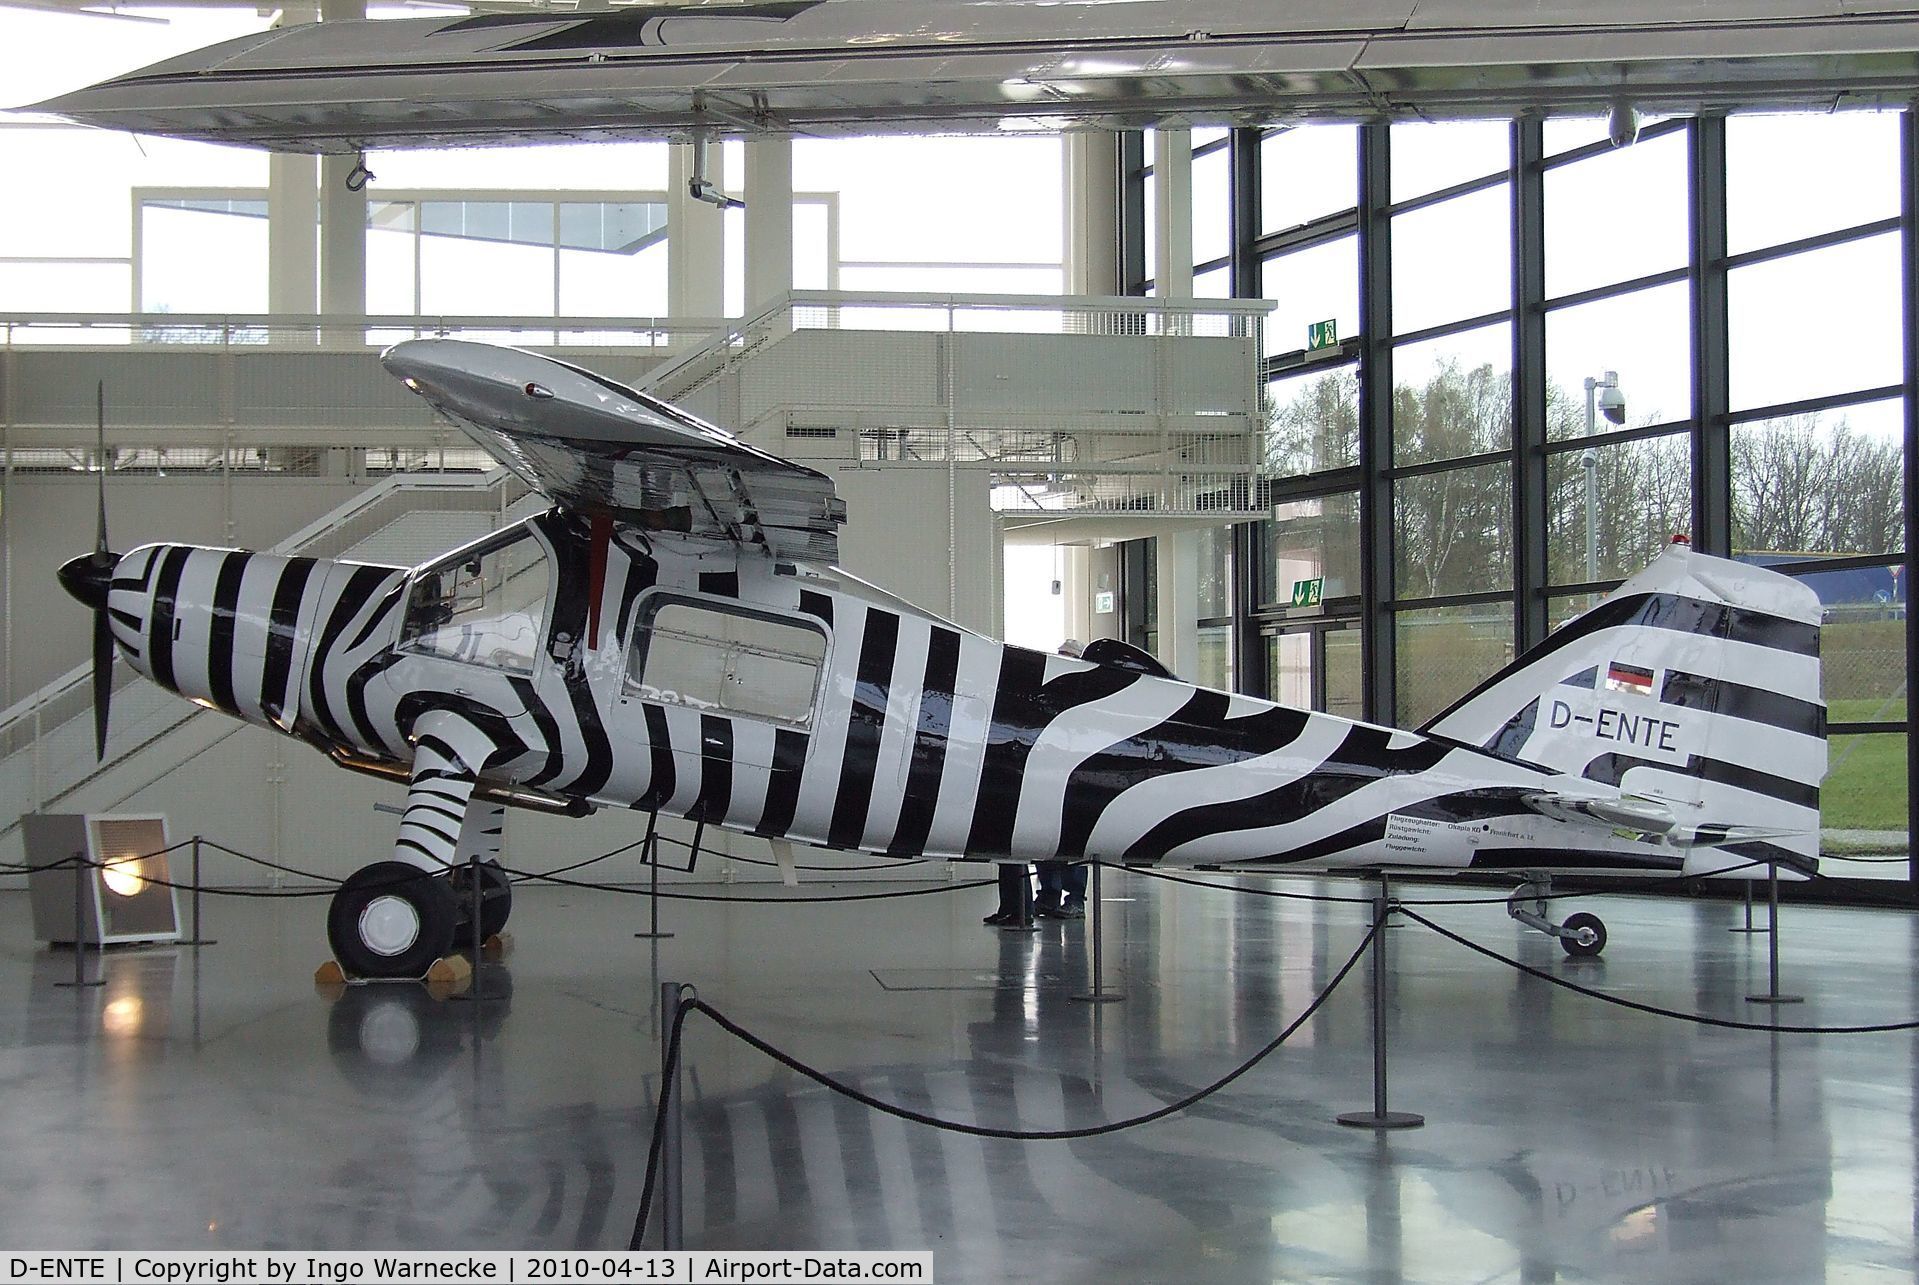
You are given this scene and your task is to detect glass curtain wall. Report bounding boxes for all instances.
[1118,111,1917,898]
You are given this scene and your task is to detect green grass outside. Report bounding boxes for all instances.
[1823,734,1908,835]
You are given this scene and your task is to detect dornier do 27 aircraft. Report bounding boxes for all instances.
[58,341,1826,977]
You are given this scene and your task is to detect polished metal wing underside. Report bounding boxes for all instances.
[383,339,846,564]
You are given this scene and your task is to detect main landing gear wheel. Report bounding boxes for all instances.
[449,858,513,940]
[327,861,459,979]
[1560,911,1607,958]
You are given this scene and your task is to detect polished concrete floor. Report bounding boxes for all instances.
[2,871,1918,1282]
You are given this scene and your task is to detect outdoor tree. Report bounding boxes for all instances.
[1262,362,1905,592]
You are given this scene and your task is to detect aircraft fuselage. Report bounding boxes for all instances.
[98,512,1665,877]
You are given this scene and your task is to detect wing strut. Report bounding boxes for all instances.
[587,511,613,650]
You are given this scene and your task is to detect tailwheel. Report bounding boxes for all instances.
[449,858,513,940]
[327,861,460,979]
[1560,911,1607,958]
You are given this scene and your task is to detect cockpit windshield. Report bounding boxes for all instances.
[400,526,551,674]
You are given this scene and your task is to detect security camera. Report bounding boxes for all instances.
[1597,383,1627,426]
[1607,102,1641,149]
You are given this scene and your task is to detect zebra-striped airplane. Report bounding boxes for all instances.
[58,340,1827,977]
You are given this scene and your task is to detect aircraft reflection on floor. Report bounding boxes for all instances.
[0,887,1897,1278]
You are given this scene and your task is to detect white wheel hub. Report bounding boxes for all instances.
[359,894,421,957]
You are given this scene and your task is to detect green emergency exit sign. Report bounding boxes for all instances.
[1290,577,1324,608]
[1307,319,1338,351]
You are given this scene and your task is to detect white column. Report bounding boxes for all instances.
[266,5,320,326]
[743,136,794,313]
[1152,128,1193,299]
[316,0,365,325]
[1064,132,1120,297]
[1061,544,1094,646]
[268,154,318,319]
[667,143,724,320]
[318,155,366,322]
[1156,529,1201,677]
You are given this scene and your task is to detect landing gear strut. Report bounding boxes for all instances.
[1507,877,1606,957]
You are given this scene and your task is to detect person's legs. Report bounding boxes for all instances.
[984,863,1019,924]
[987,863,1035,927]
[1035,861,1066,915]
[1061,862,1090,916]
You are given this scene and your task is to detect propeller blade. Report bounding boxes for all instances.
[92,381,112,759]
[92,604,112,760]
[96,380,108,555]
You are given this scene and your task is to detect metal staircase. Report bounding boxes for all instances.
[0,289,1270,840]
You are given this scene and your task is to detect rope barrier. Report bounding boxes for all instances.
[0,839,192,875]
[630,918,1381,1247]
[1398,907,1919,1034]
[1109,857,1783,908]
[198,839,345,885]
[499,863,993,904]
[1119,864,1371,904]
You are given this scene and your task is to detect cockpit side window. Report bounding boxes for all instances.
[629,598,826,726]
[400,528,551,674]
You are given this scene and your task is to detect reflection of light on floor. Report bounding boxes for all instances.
[1825,1165,1914,1253]
[1270,1173,1523,1279]
[1609,1204,1659,1248]
[1270,1200,1366,1269]
[101,995,143,1036]
[360,1002,423,1066]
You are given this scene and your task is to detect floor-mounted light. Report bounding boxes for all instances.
[22,813,182,947]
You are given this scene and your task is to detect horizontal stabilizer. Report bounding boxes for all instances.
[1521,791,1676,835]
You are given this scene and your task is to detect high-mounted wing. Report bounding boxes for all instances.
[382,338,845,564]
[28,0,1919,151]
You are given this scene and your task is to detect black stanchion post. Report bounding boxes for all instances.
[1072,861,1123,1004]
[1746,864,1804,1005]
[659,980,693,1250]
[453,852,496,1003]
[55,852,104,990]
[1338,871,1421,1130]
[181,835,216,947]
[635,812,674,941]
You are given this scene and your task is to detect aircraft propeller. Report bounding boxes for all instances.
[55,382,118,760]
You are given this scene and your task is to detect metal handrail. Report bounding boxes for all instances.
[0,312,732,348]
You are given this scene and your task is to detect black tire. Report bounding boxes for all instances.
[327,861,460,979]
[1561,911,1607,958]
[449,858,513,940]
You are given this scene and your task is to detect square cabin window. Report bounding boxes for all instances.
[630,600,827,726]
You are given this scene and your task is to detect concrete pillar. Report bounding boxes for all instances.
[667,143,724,320]
[1065,132,1120,297]
[1152,128,1194,299]
[266,5,319,325]
[1061,544,1095,646]
[316,0,366,325]
[1156,529,1201,676]
[743,136,794,314]
[318,156,366,322]
[268,154,318,319]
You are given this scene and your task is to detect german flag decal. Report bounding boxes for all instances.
[1605,661,1656,696]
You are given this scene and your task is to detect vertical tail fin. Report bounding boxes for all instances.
[1424,540,1826,872]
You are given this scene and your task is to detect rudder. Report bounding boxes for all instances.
[1423,539,1826,872]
